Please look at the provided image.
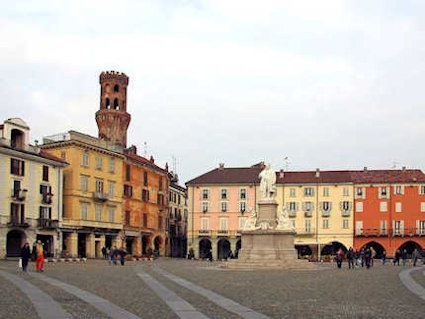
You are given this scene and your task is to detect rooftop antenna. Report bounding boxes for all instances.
[143,141,147,157]
[172,155,177,173]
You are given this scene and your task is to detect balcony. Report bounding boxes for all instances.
[288,211,297,218]
[11,189,27,201]
[198,229,211,236]
[8,216,29,228]
[355,228,425,237]
[321,211,330,217]
[304,211,312,217]
[93,192,109,202]
[38,218,59,229]
[297,228,315,235]
[217,229,229,236]
[42,193,53,205]
[341,210,351,217]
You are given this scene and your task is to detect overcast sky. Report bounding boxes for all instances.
[1,0,425,184]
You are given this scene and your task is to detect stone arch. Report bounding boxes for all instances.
[321,241,347,256]
[361,241,385,258]
[7,229,26,257]
[114,84,119,92]
[105,98,111,109]
[398,241,422,255]
[199,238,212,259]
[105,84,111,93]
[154,236,162,256]
[217,238,231,260]
[296,245,313,257]
[11,129,25,149]
[141,235,150,255]
[113,98,119,110]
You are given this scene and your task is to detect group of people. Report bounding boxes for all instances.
[103,246,127,266]
[335,246,425,269]
[20,240,45,272]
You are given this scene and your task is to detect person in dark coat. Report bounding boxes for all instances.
[335,248,344,269]
[347,247,355,269]
[364,248,372,269]
[393,249,400,266]
[20,242,31,272]
[119,248,127,266]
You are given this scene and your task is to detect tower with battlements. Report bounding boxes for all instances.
[95,71,131,148]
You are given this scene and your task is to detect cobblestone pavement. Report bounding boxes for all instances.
[0,259,424,319]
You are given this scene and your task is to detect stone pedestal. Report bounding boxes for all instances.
[225,199,315,270]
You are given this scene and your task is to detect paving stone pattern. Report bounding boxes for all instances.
[0,260,425,319]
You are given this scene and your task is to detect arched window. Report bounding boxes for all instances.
[105,84,111,93]
[113,98,119,110]
[105,98,110,109]
[114,84,119,92]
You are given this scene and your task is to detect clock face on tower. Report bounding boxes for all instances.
[96,71,131,148]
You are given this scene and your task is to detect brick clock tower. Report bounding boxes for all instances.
[95,71,131,148]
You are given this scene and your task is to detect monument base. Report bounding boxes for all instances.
[224,230,316,270]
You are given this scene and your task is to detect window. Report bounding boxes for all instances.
[289,188,296,197]
[95,157,103,170]
[380,220,387,235]
[341,201,350,211]
[304,187,314,196]
[380,202,387,212]
[303,202,313,211]
[143,171,148,186]
[421,202,425,213]
[355,187,365,199]
[95,179,104,193]
[289,202,297,211]
[379,187,390,199]
[174,193,177,203]
[219,217,228,230]
[343,187,350,196]
[114,84,119,92]
[178,195,181,205]
[418,220,425,235]
[157,194,165,206]
[81,152,89,167]
[10,158,25,176]
[143,213,148,227]
[239,217,247,229]
[240,188,247,199]
[81,203,88,220]
[108,181,115,196]
[13,180,21,197]
[323,187,329,197]
[239,202,246,213]
[142,189,149,202]
[159,177,163,191]
[355,221,363,235]
[202,189,209,200]
[221,189,228,200]
[201,217,209,230]
[305,220,311,232]
[108,207,115,223]
[125,211,130,225]
[158,216,163,229]
[343,219,349,229]
[109,158,115,173]
[202,202,209,213]
[126,164,131,181]
[356,202,363,212]
[10,203,25,224]
[95,205,102,221]
[322,219,329,229]
[80,176,89,192]
[419,185,425,195]
[394,220,403,235]
[221,202,227,212]
[42,166,49,181]
[322,201,331,211]
[124,185,132,197]
[39,206,51,219]
[395,202,402,213]
[394,185,404,195]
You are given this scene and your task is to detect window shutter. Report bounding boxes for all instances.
[10,159,13,174]
[416,220,420,234]
[400,220,404,235]
[49,207,52,219]
[21,204,25,222]
[362,187,366,199]
[39,206,42,219]
[329,202,332,211]
[401,185,405,195]
[295,202,299,211]
[22,161,25,176]
[392,220,395,235]
[378,187,382,199]
[386,187,390,198]
[40,185,43,194]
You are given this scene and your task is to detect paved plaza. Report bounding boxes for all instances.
[0,259,425,319]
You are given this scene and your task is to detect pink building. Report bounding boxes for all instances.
[186,163,261,260]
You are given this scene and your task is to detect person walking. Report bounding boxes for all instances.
[370,247,376,267]
[402,249,408,266]
[360,248,365,268]
[20,242,31,272]
[35,240,45,272]
[336,248,344,269]
[347,247,355,269]
[382,250,387,265]
[412,249,420,267]
[101,246,106,259]
[119,248,127,266]
[111,246,118,265]
[393,249,400,266]
[364,247,372,269]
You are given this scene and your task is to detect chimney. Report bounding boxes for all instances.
[150,156,154,163]
[279,169,284,179]
[219,163,225,170]
[363,167,368,171]
[165,162,169,172]
[315,168,320,178]
[402,166,406,171]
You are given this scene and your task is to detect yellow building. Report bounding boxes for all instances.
[41,130,124,258]
[0,118,67,258]
[276,170,354,259]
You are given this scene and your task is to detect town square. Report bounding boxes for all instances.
[2,1,425,318]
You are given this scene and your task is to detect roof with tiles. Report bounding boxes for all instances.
[186,165,425,185]
[124,145,168,174]
[39,149,68,164]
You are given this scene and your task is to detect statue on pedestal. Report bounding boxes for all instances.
[276,208,295,231]
[243,208,260,231]
[259,164,276,200]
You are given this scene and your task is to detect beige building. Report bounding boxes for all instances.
[41,131,124,258]
[0,118,67,258]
